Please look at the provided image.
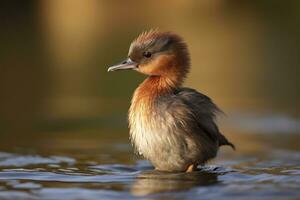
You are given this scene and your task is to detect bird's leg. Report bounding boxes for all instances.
[186,164,196,172]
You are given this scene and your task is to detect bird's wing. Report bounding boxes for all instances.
[169,87,234,149]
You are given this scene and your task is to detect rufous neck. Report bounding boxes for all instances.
[131,76,179,109]
[140,76,179,96]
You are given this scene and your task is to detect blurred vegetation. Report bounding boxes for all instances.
[0,0,300,138]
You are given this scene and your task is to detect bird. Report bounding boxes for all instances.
[108,30,235,172]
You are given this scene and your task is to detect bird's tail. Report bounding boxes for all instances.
[218,133,235,150]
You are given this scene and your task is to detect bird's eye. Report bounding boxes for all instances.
[143,51,152,58]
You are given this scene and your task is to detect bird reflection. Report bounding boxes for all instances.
[130,169,219,196]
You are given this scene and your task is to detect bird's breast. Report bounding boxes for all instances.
[128,96,167,157]
[128,95,198,171]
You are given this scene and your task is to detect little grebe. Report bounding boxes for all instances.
[108,30,234,172]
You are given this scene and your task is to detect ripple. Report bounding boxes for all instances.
[0,153,75,167]
[0,170,137,183]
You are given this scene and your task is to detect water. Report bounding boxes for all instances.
[0,113,299,200]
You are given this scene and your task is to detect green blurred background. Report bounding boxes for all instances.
[0,0,300,153]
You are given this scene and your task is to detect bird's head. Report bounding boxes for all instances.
[108,30,190,85]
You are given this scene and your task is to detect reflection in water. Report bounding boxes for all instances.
[130,170,218,196]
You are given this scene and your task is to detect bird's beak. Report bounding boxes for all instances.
[107,58,138,72]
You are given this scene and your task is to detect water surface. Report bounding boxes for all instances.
[0,113,299,200]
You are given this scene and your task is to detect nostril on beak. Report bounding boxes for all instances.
[122,60,127,64]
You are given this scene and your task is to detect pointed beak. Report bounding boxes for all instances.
[107,58,138,72]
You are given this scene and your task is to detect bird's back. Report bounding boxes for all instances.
[172,88,234,149]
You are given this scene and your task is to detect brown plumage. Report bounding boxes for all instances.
[108,30,235,172]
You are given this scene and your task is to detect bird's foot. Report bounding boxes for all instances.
[186,164,197,172]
